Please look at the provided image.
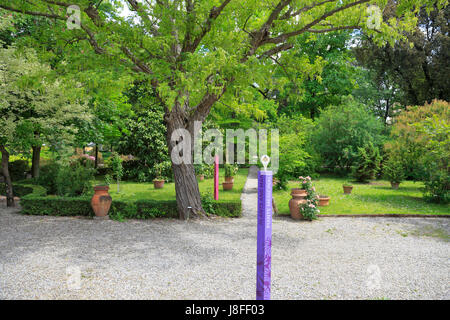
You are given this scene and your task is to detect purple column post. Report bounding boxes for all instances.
[214,155,219,200]
[256,170,272,300]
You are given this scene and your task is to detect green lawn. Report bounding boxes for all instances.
[273,176,450,216]
[98,168,248,202]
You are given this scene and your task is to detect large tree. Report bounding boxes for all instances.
[0,0,440,219]
[354,4,450,108]
[0,46,90,206]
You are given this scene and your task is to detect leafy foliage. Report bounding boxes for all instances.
[36,159,94,196]
[414,114,449,203]
[8,159,29,181]
[153,161,172,181]
[383,157,405,184]
[352,142,382,183]
[55,161,94,197]
[224,163,238,177]
[354,5,450,108]
[386,100,450,181]
[117,105,169,181]
[311,97,384,173]
[0,46,90,154]
[298,176,319,221]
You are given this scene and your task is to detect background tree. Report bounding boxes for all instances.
[117,90,169,181]
[385,100,449,193]
[354,4,450,108]
[277,31,357,119]
[0,46,90,205]
[311,97,385,173]
[0,0,438,219]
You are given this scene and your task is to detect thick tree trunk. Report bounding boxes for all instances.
[0,146,14,207]
[31,145,41,178]
[165,106,204,220]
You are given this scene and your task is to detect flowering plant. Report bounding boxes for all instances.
[224,163,238,177]
[299,176,319,220]
[300,199,319,221]
[299,176,313,190]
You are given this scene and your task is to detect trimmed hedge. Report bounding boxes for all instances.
[21,196,94,216]
[0,183,47,198]
[20,195,241,220]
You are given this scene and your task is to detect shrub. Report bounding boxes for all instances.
[298,176,319,221]
[201,192,216,215]
[383,157,405,184]
[224,164,238,177]
[21,196,94,216]
[121,159,141,180]
[55,161,94,197]
[194,164,210,176]
[37,161,60,194]
[311,97,385,173]
[20,195,241,219]
[274,168,289,191]
[9,160,29,181]
[271,114,320,180]
[386,100,450,180]
[415,114,449,203]
[37,160,94,196]
[386,100,449,202]
[153,161,171,180]
[0,183,46,197]
[351,142,382,182]
[203,164,214,178]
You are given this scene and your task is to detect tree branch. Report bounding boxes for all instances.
[126,0,159,36]
[306,25,362,33]
[258,43,294,59]
[182,0,232,53]
[280,0,335,20]
[0,4,64,20]
[263,0,369,45]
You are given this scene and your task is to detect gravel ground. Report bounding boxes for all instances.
[0,166,449,300]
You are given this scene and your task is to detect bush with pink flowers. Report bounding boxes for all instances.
[299,176,319,220]
[300,199,319,221]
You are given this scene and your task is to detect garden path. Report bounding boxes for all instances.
[0,167,449,299]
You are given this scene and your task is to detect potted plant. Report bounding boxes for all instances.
[91,175,112,218]
[153,162,169,189]
[299,199,320,221]
[290,176,318,219]
[317,195,330,206]
[223,164,238,190]
[384,157,405,189]
[224,163,238,182]
[194,164,205,181]
[343,181,353,194]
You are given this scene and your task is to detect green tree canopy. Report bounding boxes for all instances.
[0,0,441,218]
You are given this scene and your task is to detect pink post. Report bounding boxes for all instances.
[214,155,219,200]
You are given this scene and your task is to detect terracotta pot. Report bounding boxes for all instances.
[289,188,307,220]
[317,195,330,206]
[391,182,400,189]
[225,176,234,183]
[197,174,205,181]
[343,185,353,194]
[91,186,112,217]
[223,181,234,190]
[153,180,165,189]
